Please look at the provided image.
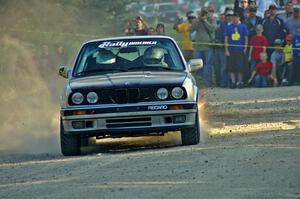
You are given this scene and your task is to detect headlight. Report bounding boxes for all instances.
[87,92,98,104]
[72,92,84,105]
[171,87,184,99]
[157,88,168,100]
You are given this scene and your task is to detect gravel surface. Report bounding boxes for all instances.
[0,86,299,199]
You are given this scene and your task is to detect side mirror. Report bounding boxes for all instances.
[58,66,71,79]
[188,59,203,72]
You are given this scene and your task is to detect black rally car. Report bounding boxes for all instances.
[59,36,203,156]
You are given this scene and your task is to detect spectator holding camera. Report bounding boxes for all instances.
[122,16,148,36]
[225,13,249,88]
[174,11,196,61]
[189,9,217,87]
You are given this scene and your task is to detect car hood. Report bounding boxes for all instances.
[69,71,187,90]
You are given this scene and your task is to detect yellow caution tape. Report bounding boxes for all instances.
[1,27,299,50]
[177,41,294,50]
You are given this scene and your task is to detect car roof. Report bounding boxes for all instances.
[83,35,177,45]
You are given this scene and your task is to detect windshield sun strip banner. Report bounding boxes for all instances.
[98,41,158,48]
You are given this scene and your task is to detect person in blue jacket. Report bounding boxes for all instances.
[292,24,300,85]
[261,4,287,58]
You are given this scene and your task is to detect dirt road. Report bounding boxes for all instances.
[0,87,299,199]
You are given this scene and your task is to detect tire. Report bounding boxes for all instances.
[181,110,200,145]
[60,118,81,156]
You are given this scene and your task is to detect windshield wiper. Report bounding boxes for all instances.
[75,68,127,76]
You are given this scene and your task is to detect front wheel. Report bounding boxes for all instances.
[60,118,81,156]
[181,111,200,145]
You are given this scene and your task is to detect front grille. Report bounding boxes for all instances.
[106,117,152,128]
[102,88,154,104]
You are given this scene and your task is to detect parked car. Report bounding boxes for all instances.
[59,36,203,156]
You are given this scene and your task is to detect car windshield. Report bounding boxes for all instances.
[73,38,185,77]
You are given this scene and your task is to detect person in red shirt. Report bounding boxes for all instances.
[248,24,268,73]
[248,52,274,87]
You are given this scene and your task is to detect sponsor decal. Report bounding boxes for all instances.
[148,105,168,111]
[99,41,157,48]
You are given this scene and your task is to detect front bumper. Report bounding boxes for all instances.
[61,101,197,136]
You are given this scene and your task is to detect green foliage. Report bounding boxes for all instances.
[0,0,134,66]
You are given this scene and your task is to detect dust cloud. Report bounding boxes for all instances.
[0,35,62,154]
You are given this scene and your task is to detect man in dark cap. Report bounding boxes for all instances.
[261,4,287,57]
[244,7,263,40]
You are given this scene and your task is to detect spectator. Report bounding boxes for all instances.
[285,7,300,36]
[219,13,226,24]
[213,10,233,87]
[207,5,216,19]
[248,24,268,78]
[234,0,249,22]
[122,18,137,36]
[156,23,165,35]
[264,9,271,18]
[147,27,156,35]
[135,16,148,35]
[53,44,68,68]
[225,9,234,24]
[270,39,284,86]
[225,13,249,88]
[248,0,257,9]
[262,5,286,57]
[256,0,278,18]
[189,9,217,87]
[243,8,250,20]
[123,16,148,36]
[244,24,268,79]
[40,44,53,70]
[248,52,273,87]
[292,25,300,85]
[244,7,263,40]
[282,34,294,85]
[174,11,196,61]
[278,1,294,23]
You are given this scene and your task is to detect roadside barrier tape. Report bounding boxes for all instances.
[177,41,298,50]
[1,28,299,50]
